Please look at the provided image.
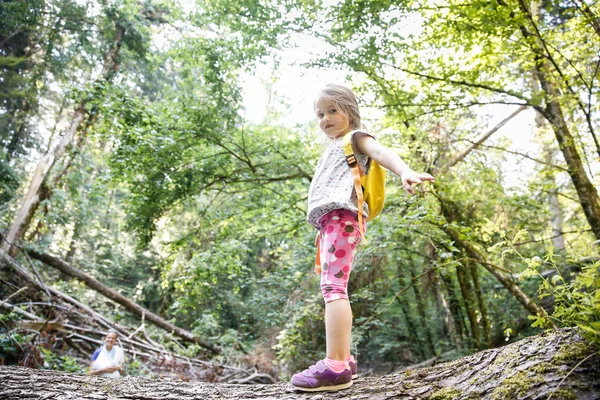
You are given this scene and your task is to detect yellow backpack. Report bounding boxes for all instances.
[342,130,386,242]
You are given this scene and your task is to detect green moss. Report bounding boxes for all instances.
[548,388,577,400]
[491,371,543,400]
[429,387,462,400]
[531,361,554,374]
[553,341,591,364]
[403,381,415,389]
[468,376,479,385]
[489,347,520,370]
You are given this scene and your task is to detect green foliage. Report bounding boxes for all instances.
[3,0,599,380]
[126,359,152,377]
[40,348,85,373]
[0,157,19,205]
[485,217,600,351]
[530,260,600,351]
[0,331,26,362]
[273,296,324,374]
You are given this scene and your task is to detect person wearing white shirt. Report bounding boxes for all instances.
[88,329,125,378]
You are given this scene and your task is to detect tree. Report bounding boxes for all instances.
[0,328,598,399]
[303,0,600,241]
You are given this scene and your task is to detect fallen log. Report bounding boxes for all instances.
[1,250,127,335]
[22,249,220,354]
[0,328,598,399]
[0,299,263,383]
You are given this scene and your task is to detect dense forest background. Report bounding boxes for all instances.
[1,0,599,382]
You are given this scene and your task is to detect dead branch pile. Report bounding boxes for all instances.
[0,249,275,384]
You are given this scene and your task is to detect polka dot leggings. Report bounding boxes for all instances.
[317,209,364,303]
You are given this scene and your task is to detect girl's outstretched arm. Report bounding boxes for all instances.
[354,133,435,195]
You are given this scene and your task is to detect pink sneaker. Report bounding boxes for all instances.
[291,360,352,392]
[348,356,358,380]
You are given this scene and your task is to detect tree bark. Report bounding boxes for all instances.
[433,272,460,348]
[538,69,600,242]
[0,328,597,399]
[427,241,461,349]
[546,154,566,253]
[24,249,220,354]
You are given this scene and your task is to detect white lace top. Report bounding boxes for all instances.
[307,131,375,229]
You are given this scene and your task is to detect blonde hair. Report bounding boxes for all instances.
[316,84,364,131]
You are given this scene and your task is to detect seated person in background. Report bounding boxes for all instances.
[89,329,125,378]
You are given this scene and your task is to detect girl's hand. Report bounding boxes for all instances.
[401,170,435,195]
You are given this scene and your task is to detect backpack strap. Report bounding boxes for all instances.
[314,231,322,274]
[342,132,367,243]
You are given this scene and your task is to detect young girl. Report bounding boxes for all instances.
[291,84,435,392]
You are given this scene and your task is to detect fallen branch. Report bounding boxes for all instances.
[23,249,219,354]
[1,251,125,334]
[0,301,254,383]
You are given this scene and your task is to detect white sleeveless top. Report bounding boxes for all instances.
[91,345,125,378]
[307,131,375,229]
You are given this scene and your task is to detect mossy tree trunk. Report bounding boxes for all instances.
[455,259,482,350]
[396,289,426,359]
[409,269,437,358]
[0,23,126,256]
[0,329,597,400]
[469,261,492,348]
[440,269,468,347]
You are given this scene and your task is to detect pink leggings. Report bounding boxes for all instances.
[317,209,364,303]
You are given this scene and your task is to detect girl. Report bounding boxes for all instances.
[291,84,435,392]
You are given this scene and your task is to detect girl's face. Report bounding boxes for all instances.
[315,97,351,139]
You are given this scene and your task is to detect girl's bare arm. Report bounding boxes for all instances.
[354,134,435,195]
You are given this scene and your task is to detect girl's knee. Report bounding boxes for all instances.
[321,284,349,302]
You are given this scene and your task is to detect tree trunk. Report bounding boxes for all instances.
[537,69,600,242]
[547,160,566,253]
[0,328,597,399]
[439,269,467,345]
[428,243,460,349]
[409,269,436,358]
[530,68,567,254]
[455,260,481,350]
[506,0,600,242]
[0,24,126,255]
[24,249,220,354]
[396,295,427,359]
[433,274,460,348]
[442,222,552,321]
[469,262,492,348]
